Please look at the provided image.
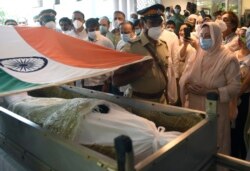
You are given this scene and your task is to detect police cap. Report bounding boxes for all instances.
[137,4,165,19]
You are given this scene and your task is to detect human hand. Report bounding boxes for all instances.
[186,83,207,96]
[183,37,192,47]
[188,38,198,49]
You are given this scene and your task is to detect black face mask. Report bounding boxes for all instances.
[40,15,56,26]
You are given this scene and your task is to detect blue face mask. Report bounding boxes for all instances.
[100,26,108,35]
[121,33,131,42]
[200,38,213,50]
[174,9,180,14]
[135,29,141,36]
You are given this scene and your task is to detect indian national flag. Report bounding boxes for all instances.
[0,26,148,97]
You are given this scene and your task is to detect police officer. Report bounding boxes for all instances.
[112,4,169,104]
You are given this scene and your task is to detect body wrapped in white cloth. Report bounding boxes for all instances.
[3,93,181,163]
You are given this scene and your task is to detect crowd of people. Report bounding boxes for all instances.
[3,2,250,165]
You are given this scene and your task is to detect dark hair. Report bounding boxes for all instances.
[4,19,17,25]
[99,16,110,24]
[39,9,57,17]
[73,11,85,19]
[184,10,190,17]
[182,22,194,31]
[222,11,239,32]
[166,20,176,26]
[165,7,171,11]
[114,11,126,19]
[133,19,141,26]
[130,13,138,19]
[142,15,163,25]
[119,21,135,30]
[206,14,212,20]
[213,10,223,17]
[59,17,72,24]
[86,18,99,28]
[39,15,56,25]
[175,5,181,9]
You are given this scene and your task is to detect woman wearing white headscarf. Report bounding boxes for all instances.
[179,22,241,157]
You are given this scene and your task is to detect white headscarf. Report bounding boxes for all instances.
[199,22,223,54]
[215,19,227,32]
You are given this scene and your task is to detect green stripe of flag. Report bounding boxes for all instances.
[0,69,39,94]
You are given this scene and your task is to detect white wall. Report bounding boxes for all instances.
[26,0,116,26]
[242,0,250,14]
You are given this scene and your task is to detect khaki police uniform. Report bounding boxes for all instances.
[121,32,169,103]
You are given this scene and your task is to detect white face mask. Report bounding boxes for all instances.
[167,28,174,32]
[88,31,100,40]
[45,21,56,29]
[174,9,180,14]
[130,18,135,23]
[73,20,83,29]
[166,12,170,16]
[121,33,131,42]
[148,26,163,40]
[113,19,122,28]
[62,30,71,34]
[135,28,141,35]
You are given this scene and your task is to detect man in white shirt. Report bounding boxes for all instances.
[66,11,87,40]
[115,21,137,94]
[59,17,73,34]
[86,18,114,49]
[82,18,114,91]
[160,23,180,105]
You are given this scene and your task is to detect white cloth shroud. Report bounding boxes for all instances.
[4,94,181,163]
[74,100,181,163]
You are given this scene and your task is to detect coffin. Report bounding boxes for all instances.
[0,85,217,171]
